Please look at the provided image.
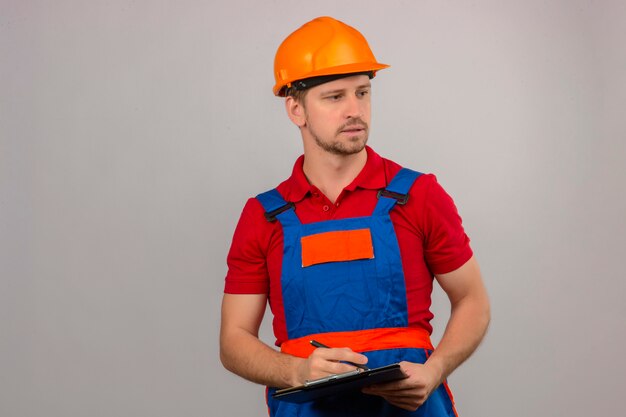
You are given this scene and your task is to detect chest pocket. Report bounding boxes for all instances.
[301,228,374,267]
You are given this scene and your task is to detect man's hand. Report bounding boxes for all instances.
[362,361,443,411]
[362,256,490,411]
[295,347,369,384]
[220,294,370,388]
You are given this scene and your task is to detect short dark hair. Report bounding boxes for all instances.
[286,87,309,105]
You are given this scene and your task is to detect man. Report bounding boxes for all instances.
[220,16,490,416]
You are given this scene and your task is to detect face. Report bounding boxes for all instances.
[298,75,372,156]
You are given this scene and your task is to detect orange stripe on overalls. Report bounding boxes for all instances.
[281,327,434,358]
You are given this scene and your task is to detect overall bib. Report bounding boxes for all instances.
[257,168,458,417]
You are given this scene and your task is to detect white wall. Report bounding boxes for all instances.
[2,1,625,416]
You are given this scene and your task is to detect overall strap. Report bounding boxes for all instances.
[373,168,422,215]
[256,189,300,225]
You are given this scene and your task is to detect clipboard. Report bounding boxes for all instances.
[272,363,407,403]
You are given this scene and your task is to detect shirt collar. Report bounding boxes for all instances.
[281,146,387,203]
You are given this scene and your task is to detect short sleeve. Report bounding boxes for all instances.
[224,198,270,294]
[421,176,473,275]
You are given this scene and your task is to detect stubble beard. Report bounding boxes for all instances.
[307,117,370,156]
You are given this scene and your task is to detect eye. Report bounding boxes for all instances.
[357,90,370,97]
[326,94,342,101]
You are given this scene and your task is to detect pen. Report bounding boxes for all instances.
[309,340,370,370]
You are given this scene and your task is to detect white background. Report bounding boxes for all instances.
[2,1,625,416]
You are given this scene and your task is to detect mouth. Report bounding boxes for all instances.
[340,125,367,134]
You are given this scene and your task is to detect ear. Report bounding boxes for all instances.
[285,96,306,128]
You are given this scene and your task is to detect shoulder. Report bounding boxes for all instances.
[379,156,458,223]
[240,196,267,222]
[232,196,281,251]
[378,154,439,196]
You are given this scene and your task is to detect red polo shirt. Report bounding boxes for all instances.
[224,147,472,346]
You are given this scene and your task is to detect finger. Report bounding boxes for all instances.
[363,380,415,393]
[363,387,417,398]
[322,361,360,375]
[363,385,428,400]
[313,347,368,366]
[307,356,360,378]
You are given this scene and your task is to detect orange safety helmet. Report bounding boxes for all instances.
[273,16,389,96]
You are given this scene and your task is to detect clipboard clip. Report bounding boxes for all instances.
[304,369,364,387]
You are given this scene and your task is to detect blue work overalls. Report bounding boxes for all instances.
[257,168,458,417]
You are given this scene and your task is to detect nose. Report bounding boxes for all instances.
[344,94,364,119]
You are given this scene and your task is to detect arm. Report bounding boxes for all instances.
[362,256,490,410]
[219,293,368,388]
[424,255,491,382]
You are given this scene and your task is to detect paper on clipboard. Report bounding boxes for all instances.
[272,363,407,403]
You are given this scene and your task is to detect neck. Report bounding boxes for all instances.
[302,144,367,204]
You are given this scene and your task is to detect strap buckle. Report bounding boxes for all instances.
[377,189,409,205]
[264,202,295,222]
